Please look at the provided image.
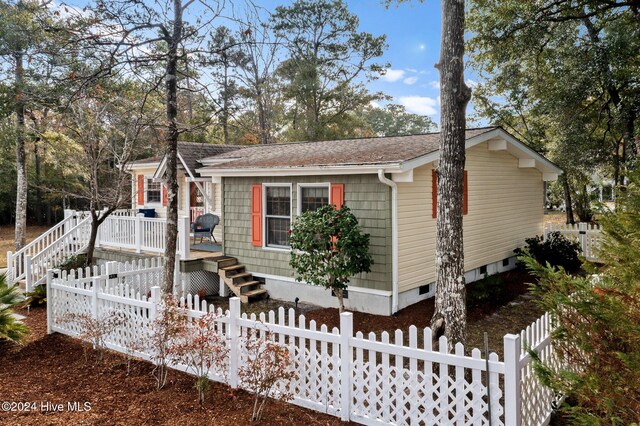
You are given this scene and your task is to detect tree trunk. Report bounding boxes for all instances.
[34,138,42,226]
[14,51,27,251]
[162,0,184,294]
[431,0,471,348]
[561,174,575,224]
[86,210,100,265]
[335,288,345,313]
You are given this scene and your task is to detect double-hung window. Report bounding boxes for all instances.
[146,178,162,204]
[299,184,330,214]
[265,185,291,248]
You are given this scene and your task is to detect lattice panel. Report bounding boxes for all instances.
[50,286,92,336]
[188,270,219,295]
[351,361,503,426]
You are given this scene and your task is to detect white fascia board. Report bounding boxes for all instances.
[153,156,168,180]
[195,164,403,177]
[127,161,161,170]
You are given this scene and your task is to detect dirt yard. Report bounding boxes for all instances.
[0,226,51,268]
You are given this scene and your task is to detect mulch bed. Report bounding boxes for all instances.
[305,268,536,333]
[0,308,350,426]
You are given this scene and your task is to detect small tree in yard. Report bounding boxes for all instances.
[520,171,640,424]
[239,328,297,422]
[61,310,127,362]
[169,312,228,403]
[146,295,187,389]
[289,205,373,313]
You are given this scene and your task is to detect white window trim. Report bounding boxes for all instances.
[144,175,163,207]
[297,182,331,216]
[262,183,293,250]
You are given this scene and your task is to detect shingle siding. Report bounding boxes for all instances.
[222,175,392,291]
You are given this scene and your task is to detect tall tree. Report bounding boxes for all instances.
[75,0,226,292]
[431,0,471,346]
[271,0,387,141]
[358,103,437,137]
[468,1,640,222]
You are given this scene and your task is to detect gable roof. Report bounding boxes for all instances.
[197,127,562,179]
[129,142,243,177]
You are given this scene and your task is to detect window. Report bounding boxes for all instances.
[146,178,161,204]
[299,185,329,213]
[265,185,291,248]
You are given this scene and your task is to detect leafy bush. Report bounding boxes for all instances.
[0,273,28,343]
[57,254,88,271]
[22,284,47,308]
[60,310,127,362]
[514,232,582,273]
[466,274,505,307]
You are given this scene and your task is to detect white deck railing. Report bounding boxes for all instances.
[97,214,190,258]
[544,222,603,262]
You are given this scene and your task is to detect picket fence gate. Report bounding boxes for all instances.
[47,263,560,426]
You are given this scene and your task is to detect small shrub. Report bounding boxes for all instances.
[239,328,298,422]
[146,295,187,389]
[168,312,228,403]
[514,232,582,273]
[22,284,47,308]
[57,254,88,271]
[0,273,28,344]
[61,310,127,362]
[466,274,505,307]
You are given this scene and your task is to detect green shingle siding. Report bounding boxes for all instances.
[222,175,392,291]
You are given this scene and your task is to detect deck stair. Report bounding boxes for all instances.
[216,256,267,303]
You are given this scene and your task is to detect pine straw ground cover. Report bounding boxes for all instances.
[0,308,349,426]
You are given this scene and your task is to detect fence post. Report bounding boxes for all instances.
[504,334,522,426]
[135,213,143,253]
[543,222,550,240]
[91,275,99,321]
[339,312,353,422]
[105,261,118,292]
[24,254,32,293]
[578,222,587,257]
[228,297,241,389]
[149,286,161,322]
[64,209,75,235]
[6,251,12,283]
[46,269,58,334]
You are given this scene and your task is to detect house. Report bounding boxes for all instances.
[157,126,560,315]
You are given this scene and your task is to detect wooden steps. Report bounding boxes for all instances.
[217,257,267,304]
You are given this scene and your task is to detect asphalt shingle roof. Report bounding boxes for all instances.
[130,142,244,175]
[201,128,497,170]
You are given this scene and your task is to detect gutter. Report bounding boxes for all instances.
[377,169,399,315]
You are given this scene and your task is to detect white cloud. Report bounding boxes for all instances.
[380,68,406,83]
[466,79,479,88]
[398,96,438,116]
[403,76,418,85]
[369,100,381,109]
[405,68,418,73]
[428,80,440,89]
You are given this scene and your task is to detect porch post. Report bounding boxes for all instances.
[185,181,191,223]
[135,213,143,253]
[178,215,190,260]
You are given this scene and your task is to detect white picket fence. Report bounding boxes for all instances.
[544,222,603,262]
[47,263,560,426]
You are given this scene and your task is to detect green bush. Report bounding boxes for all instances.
[57,254,88,272]
[0,273,29,344]
[22,284,47,308]
[466,274,505,307]
[514,232,582,273]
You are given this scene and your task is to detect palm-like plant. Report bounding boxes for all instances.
[0,273,29,343]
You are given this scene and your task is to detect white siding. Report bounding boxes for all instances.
[396,141,544,292]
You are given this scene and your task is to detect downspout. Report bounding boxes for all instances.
[377,169,399,315]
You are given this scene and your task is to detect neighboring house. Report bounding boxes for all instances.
[177,126,562,315]
[128,142,243,240]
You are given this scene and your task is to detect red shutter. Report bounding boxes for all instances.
[330,184,345,209]
[432,169,437,218]
[463,171,468,215]
[162,185,168,206]
[251,185,263,247]
[137,175,145,205]
[432,169,468,218]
